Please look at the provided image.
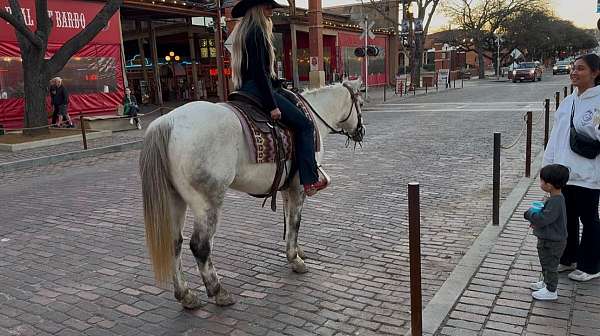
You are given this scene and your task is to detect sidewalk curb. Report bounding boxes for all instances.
[0,140,142,173]
[364,87,462,107]
[405,150,545,336]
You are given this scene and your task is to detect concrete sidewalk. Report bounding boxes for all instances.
[435,178,600,336]
[0,104,170,167]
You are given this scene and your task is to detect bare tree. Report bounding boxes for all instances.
[361,0,439,86]
[443,0,542,78]
[413,0,440,86]
[0,0,122,134]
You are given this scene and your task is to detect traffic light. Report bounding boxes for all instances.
[354,46,380,57]
[354,47,365,57]
[367,46,379,57]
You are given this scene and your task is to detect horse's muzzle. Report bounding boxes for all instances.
[351,124,365,142]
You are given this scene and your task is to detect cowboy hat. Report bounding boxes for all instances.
[231,0,283,18]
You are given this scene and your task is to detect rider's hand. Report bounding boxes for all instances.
[270,108,282,120]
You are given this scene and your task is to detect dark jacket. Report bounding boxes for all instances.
[241,27,277,111]
[524,194,567,241]
[123,94,138,115]
[50,85,68,106]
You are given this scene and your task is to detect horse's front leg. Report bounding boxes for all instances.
[282,186,308,273]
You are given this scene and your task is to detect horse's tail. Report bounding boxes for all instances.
[139,118,174,285]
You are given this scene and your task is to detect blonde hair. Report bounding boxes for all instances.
[230,6,276,90]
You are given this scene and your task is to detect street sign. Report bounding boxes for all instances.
[360,21,375,40]
[224,33,233,54]
[310,57,318,71]
[401,20,410,36]
[414,18,423,34]
[437,69,449,87]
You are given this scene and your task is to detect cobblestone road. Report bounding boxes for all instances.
[0,74,574,335]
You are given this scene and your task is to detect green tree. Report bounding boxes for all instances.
[0,0,122,134]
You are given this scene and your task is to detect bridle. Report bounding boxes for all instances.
[298,82,365,147]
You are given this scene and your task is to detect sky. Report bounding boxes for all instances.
[280,0,600,31]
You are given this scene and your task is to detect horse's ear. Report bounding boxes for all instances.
[344,78,362,92]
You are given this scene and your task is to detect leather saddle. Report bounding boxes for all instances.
[227,91,275,133]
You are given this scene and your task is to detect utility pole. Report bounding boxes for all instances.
[496,34,501,80]
[364,16,369,99]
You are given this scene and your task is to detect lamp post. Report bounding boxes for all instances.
[495,33,502,80]
[165,51,181,100]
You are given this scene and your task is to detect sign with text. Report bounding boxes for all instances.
[437,69,449,87]
[310,57,318,71]
[0,0,120,44]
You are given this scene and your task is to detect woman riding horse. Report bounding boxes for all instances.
[230,0,328,196]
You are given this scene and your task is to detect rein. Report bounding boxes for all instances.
[296,83,365,145]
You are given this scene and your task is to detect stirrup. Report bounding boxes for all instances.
[317,165,331,186]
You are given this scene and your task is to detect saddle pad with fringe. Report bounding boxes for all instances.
[222,102,294,164]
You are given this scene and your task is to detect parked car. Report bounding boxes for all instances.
[553,60,572,75]
[510,62,543,82]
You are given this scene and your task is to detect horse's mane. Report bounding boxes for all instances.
[301,83,344,97]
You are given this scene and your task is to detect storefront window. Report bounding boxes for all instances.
[298,49,309,80]
[342,46,386,79]
[273,33,285,79]
[342,47,362,78]
[0,56,117,99]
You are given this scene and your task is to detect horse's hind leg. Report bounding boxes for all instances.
[282,186,308,274]
[168,192,204,309]
[188,199,235,307]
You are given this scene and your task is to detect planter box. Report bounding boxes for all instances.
[83,114,144,132]
[0,129,112,152]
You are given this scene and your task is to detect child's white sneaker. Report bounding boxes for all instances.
[129,118,134,125]
[532,287,558,301]
[529,280,546,291]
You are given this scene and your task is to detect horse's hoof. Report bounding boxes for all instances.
[215,287,236,306]
[181,290,204,310]
[297,246,306,260]
[291,257,308,274]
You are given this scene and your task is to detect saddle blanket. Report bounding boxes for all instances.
[221,100,320,164]
[222,103,293,164]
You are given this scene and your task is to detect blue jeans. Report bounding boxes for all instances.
[240,80,318,185]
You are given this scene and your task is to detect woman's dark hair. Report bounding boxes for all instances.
[540,164,570,189]
[575,54,600,86]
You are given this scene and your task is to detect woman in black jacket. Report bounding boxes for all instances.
[230,0,327,196]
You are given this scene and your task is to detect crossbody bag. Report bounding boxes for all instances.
[570,100,600,159]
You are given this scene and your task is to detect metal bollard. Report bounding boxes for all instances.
[425,82,428,94]
[383,84,386,102]
[555,92,560,111]
[80,115,88,150]
[544,99,550,149]
[453,77,456,88]
[564,86,568,99]
[526,111,532,178]
[413,85,416,96]
[408,182,422,336]
[461,77,464,88]
[493,133,501,226]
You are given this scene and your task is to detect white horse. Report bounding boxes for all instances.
[139,79,364,309]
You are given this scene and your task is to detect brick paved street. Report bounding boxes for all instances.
[0,74,576,335]
[436,179,600,336]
